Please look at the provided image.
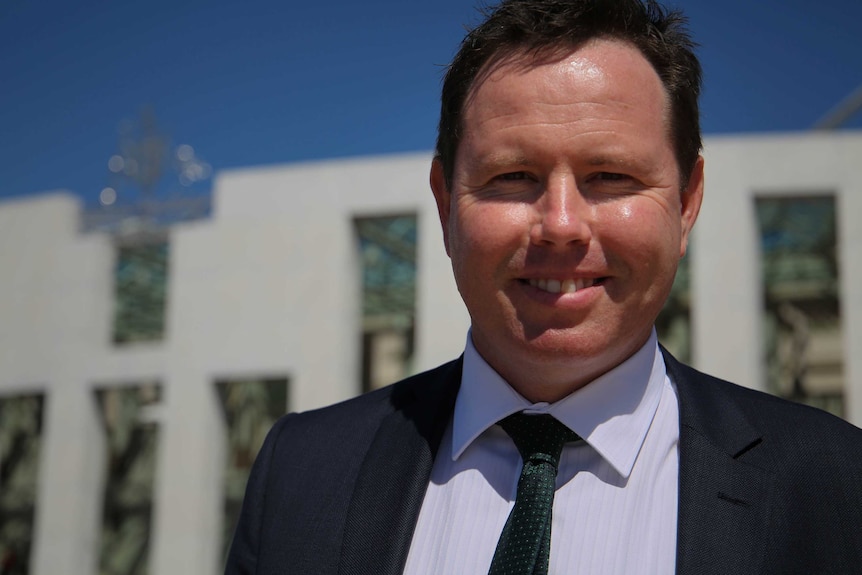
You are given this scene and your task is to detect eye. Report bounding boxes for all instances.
[593,172,630,182]
[471,170,539,200]
[495,171,530,182]
[582,171,643,198]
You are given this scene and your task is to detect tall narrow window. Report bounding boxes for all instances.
[95,383,161,575]
[355,215,417,392]
[656,252,692,363]
[756,196,843,416]
[113,239,169,344]
[216,378,287,559]
[0,393,44,575]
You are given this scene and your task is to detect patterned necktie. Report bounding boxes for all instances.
[488,413,580,575]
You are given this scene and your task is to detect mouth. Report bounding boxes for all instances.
[523,277,605,294]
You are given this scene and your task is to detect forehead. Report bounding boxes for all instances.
[462,38,671,142]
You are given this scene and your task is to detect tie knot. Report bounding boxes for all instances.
[499,413,580,467]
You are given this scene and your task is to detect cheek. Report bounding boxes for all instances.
[615,194,679,229]
[451,203,529,258]
[598,200,682,272]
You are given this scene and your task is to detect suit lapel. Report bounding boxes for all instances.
[338,359,462,575]
[665,351,775,575]
[338,351,777,574]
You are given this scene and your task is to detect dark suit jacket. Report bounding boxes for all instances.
[225,352,862,574]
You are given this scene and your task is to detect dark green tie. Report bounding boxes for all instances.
[488,413,580,575]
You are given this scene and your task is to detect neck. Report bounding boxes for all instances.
[471,332,652,404]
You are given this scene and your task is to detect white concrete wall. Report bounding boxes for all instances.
[212,153,469,376]
[0,193,114,575]
[695,132,862,425]
[0,153,469,575]
[1,136,860,574]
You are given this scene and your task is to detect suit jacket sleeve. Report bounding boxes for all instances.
[222,361,460,575]
[224,413,289,574]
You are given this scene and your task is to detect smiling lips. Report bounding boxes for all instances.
[526,277,601,294]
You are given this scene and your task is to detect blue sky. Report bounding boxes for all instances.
[2,0,861,205]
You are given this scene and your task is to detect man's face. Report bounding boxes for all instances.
[431,38,703,401]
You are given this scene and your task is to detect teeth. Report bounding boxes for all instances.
[528,278,596,293]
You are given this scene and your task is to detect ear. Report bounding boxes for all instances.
[679,155,704,258]
[430,158,452,257]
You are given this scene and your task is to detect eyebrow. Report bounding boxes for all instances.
[585,155,614,166]
[583,153,630,167]
[465,153,535,174]
[582,153,651,173]
[480,153,533,167]
[468,150,649,173]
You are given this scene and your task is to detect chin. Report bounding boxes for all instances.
[515,327,605,359]
[517,323,648,367]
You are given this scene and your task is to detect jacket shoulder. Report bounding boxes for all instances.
[670,357,862,453]
[269,357,462,450]
[669,363,862,572]
[225,359,461,574]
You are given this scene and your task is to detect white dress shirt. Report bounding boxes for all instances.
[403,330,679,574]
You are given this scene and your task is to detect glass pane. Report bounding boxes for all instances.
[0,393,44,575]
[656,252,692,363]
[216,379,287,560]
[356,216,417,319]
[113,242,169,344]
[756,196,843,416]
[95,384,161,575]
[355,215,417,391]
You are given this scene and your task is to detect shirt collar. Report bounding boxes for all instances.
[452,330,666,478]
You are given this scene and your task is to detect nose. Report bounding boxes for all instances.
[530,177,592,247]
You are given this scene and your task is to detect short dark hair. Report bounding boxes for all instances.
[436,0,702,188]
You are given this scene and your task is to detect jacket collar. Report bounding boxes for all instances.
[339,351,777,575]
[338,358,462,575]
[665,349,775,575]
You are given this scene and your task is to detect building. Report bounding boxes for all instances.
[1,131,861,575]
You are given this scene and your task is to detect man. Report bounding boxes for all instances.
[226,1,862,573]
